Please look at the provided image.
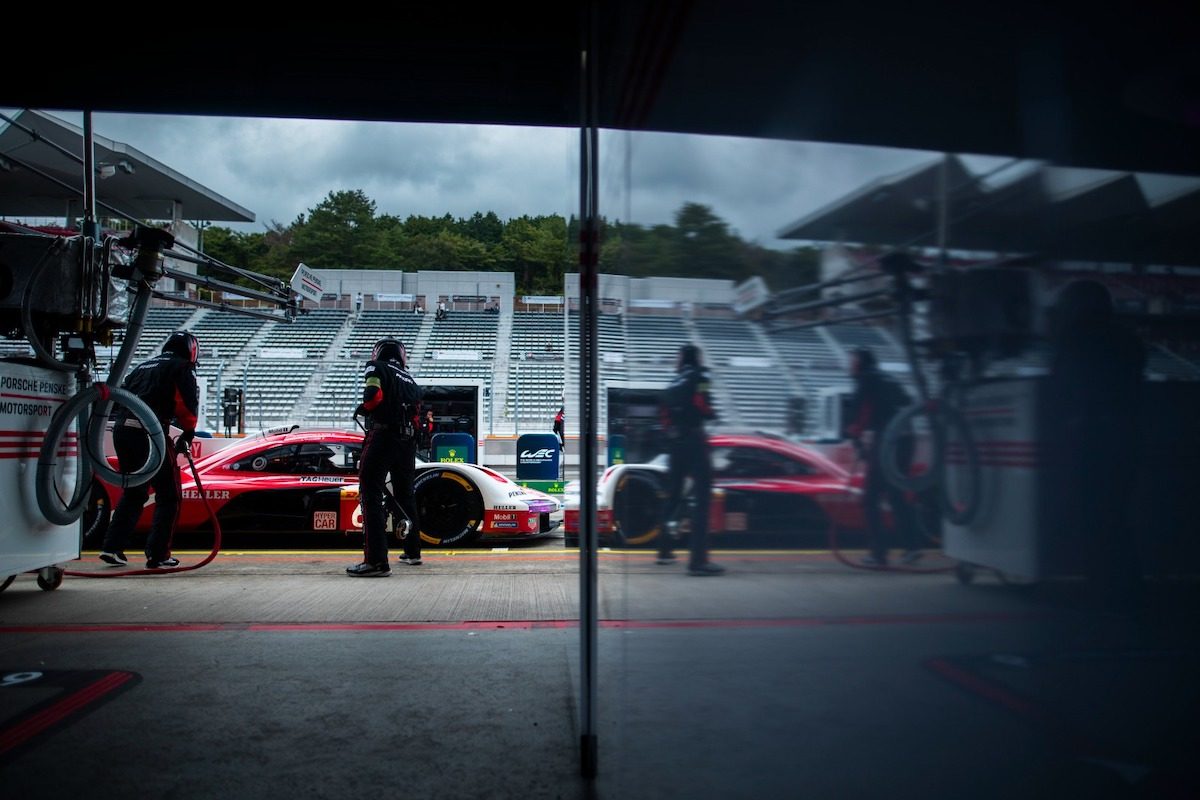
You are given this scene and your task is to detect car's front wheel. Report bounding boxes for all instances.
[612,470,667,547]
[415,470,485,546]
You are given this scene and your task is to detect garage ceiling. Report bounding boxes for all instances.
[1,2,1197,175]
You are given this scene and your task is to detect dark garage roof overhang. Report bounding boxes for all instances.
[0,109,254,222]
[0,2,1195,178]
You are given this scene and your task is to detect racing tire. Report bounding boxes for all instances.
[0,575,15,593]
[414,470,485,547]
[612,470,667,548]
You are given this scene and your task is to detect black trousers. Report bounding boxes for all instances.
[660,433,713,567]
[358,428,420,564]
[103,424,179,561]
[862,438,921,560]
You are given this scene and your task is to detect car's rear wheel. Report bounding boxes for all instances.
[415,470,484,546]
[612,471,667,547]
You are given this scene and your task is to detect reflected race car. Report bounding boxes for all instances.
[564,433,918,548]
[89,426,560,547]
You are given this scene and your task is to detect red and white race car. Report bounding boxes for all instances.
[89,426,560,546]
[563,432,925,548]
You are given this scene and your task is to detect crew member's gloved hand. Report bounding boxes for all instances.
[175,429,196,455]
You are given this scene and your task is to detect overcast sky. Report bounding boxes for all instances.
[9,110,1196,254]
[12,110,948,248]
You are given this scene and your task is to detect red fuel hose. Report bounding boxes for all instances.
[63,446,221,578]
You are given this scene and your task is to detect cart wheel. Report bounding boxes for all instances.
[0,575,15,593]
[955,561,976,585]
[36,567,64,591]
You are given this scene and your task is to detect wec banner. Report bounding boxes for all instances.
[516,433,561,481]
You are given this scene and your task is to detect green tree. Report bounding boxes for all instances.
[291,190,388,268]
[499,215,571,294]
[457,211,504,245]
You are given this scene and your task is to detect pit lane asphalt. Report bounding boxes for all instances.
[2,547,1197,799]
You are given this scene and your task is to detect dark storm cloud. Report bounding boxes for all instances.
[16,111,958,244]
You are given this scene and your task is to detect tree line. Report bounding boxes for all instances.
[200,189,819,296]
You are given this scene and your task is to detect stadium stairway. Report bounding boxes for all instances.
[291,313,358,423]
[748,321,807,419]
[409,312,437,376]
[214,319,278,430]
[681,315,739,421]
[491,307,514,435]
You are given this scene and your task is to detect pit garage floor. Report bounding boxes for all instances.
[1,548,1197,799]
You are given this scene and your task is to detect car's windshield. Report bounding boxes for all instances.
[228,442,361,475]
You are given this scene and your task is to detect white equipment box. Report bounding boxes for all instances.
[0,361,81,578]
[943,378,1044,579]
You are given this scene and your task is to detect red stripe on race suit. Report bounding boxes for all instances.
[173,387,197,431]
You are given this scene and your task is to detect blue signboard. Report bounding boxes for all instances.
[432,433,476,464]
[516,433,561,481]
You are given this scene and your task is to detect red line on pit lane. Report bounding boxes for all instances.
[0,671,135,757]
[0,612,1041,635]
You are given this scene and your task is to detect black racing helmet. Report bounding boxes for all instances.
[677,344,703,370]
[162,330,199,364]
[372,337,407,366]
[852,347,877,375]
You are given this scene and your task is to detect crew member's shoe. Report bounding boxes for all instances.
[146,557,181,569]
[655,553,677,565]
[99,551,128,566]
[397,555,423,566]
[900,549,924,565]
[860,554,888,568]
[687,562,725,576]
[346,562,391,577]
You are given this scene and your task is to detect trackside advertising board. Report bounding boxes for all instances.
[516,433,560,481]
[432,432,475,464]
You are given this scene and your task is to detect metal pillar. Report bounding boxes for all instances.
[578,0,600,780]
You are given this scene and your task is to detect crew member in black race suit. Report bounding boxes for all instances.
[100,330,200,569]
[844,347,923,567]
[347,337,423,577]
[657,344,724,576]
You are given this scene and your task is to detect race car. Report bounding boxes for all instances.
[313,464,561,547]
[563,432,924,548]
[88,425,560,547]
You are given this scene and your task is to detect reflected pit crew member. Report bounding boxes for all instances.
[657,344,724,576]
[100,330,200,569]
[844,347,922,567]
[347,337,423,577]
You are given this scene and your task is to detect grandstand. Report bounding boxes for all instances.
[508,311,566,431]
[10,267,1192,464]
